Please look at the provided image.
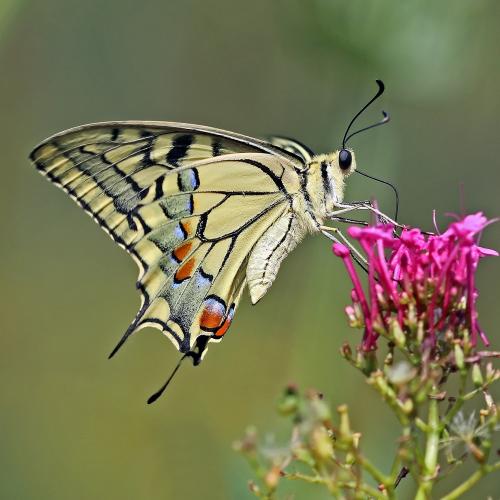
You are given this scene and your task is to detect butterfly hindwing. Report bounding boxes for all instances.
[119,154,292,359]
[30,122,303,361]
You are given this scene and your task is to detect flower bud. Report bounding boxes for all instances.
[311,426,334,461]
[400,398,414,415]
[472,364,484,387]
[337,404,352,438]
[407,302,417,327]
[264,465,281,490]
[248,481,260,495]
[390,319,406,348]
[345,305,356,321]
[292,446,315,466]
[278,384,300,415]
[454,344,465,370]
[341,342,353,360]
[417,320,425,344]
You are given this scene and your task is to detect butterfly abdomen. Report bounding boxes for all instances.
[246,209,309,304]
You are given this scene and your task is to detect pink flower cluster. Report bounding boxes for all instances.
[333,213,497,352]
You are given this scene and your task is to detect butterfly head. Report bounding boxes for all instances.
[322,148,357,179]
[305,149,356,217]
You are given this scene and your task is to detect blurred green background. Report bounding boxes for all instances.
[1,1,499,498]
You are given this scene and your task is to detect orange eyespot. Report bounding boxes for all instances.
[215,316,232,337]
[200,304,225,330]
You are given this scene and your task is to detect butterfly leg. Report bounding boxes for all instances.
[331,201,403,228]
[329,216,368,226]
[320,225,368,269]
[327,201,373,217]
[332,203,436,236]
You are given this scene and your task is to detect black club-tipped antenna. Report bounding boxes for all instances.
[342,80,397,221]
[342,80,390,148]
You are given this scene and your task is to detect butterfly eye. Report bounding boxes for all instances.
[338,149,352,170]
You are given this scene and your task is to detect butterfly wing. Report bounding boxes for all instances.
[30,122,304,361]
[268,136,315,164]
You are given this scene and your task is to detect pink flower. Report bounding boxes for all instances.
[334,212,497,352]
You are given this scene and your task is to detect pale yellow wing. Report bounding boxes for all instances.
[30,122,303,361]
[268,136,315,164]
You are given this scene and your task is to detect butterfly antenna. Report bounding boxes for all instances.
[355,169,400,222]
[147,353,190,404]
[342,80,389,148]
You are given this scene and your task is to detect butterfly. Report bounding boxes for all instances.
[29,81,390,400]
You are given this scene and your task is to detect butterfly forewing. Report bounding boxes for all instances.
[268,136,315,164]
[30,122,304,360]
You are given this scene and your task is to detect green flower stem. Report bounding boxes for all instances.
[285,472,387,499]
[357,454,389,484]
[285,472,327,484]
[462,387,483,401]
[440,461,500,500]
[368,372,410,427]
[315,463,338,495]
[415,417,429,432]
[355,452,395,498]
[335,427,395,497]
[423,398,440,473]
[390,425,417,487]
[442,373,467,428]
[415,396,440,499]
[246,454,267,482]
[389,447,402,478]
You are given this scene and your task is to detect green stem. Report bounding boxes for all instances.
[440,462,500,500]
[415,417,429,432]
[285,472,386,499]
[285,472,327,485]
[442,373,467,428]
[390,424,417,487]
[462,387,483,401]
[415,396,440,499]
[424,398,440,474]
[357,453,396,499]
[356,454,389,486]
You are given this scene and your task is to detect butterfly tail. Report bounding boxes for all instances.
[108,323,136,359]
[108,302,150,358]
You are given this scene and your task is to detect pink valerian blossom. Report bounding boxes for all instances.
[333,213,498,352]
